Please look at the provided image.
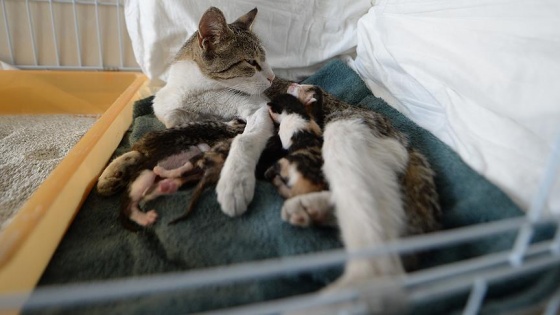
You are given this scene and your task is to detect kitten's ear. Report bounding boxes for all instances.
[198,7,231,51]
[233,7,258,30]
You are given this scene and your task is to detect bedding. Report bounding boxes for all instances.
[353,0,560,215]
[26,61,558,315]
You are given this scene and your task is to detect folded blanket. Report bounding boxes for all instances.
[27,60,558,315]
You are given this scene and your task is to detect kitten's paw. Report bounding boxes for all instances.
[281,191,335,227]
[216,164,255,217]
[157,178,180,193]
[131,209,158,227]
[152,165,166,177]
[153,164,192,178]
[97,151,143,196]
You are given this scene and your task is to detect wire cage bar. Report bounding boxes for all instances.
[0,214,559,312]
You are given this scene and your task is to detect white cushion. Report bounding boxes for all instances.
[354,0,560,214]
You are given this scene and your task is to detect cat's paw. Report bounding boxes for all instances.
[216,165,255,217]
[281,191,335,227]
[97,151,143,196]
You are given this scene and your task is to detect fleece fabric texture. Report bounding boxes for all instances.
[27,60,558,315]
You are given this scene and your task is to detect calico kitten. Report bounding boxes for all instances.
[265,92,327,199]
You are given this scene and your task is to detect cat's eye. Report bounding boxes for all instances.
[246,59,259,67]
[246,59,262,71]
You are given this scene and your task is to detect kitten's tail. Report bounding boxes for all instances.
[322,118,408,286]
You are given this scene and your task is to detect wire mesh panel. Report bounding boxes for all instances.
[0,0,140,71]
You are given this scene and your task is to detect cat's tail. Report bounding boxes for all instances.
[321,118,408,287]
[402,148,441,235]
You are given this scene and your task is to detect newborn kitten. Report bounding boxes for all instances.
[166,139,233,225]
[265,92,327,199]
[103,119,246,229]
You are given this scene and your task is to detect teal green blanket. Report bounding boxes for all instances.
[28,60,558,314]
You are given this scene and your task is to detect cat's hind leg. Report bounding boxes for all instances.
[97,151,144,196]
[322,118,409,289]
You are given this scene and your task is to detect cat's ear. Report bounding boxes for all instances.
[233,7,258,30]
[198,7,231,51]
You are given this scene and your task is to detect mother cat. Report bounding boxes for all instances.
[98,7,439,291]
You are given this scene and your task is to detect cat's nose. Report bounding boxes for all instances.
[267,74,275,84]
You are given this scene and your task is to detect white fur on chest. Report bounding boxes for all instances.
[152,60,266,126]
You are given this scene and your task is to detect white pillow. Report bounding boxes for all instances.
[124,0,372,82]
[354,0,560,214]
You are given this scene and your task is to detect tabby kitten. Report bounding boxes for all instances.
[98,119,245,228]
[167,138,234,225]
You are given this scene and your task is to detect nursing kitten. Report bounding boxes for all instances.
[99,119,245,228]
[265,93,327,199]
[167,138,233,225]
[265,91,336,227]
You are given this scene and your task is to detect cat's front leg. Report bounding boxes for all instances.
[153,85,206,128]
[216,106,274,216]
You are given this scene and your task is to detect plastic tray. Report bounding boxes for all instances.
[0,71,146,311]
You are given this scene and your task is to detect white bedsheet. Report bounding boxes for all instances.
[124,0,372,82]
[353,0,560,214]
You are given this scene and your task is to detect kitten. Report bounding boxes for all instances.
[265,92,327,199]
[99,119,246,229]
[166,138,233,225]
